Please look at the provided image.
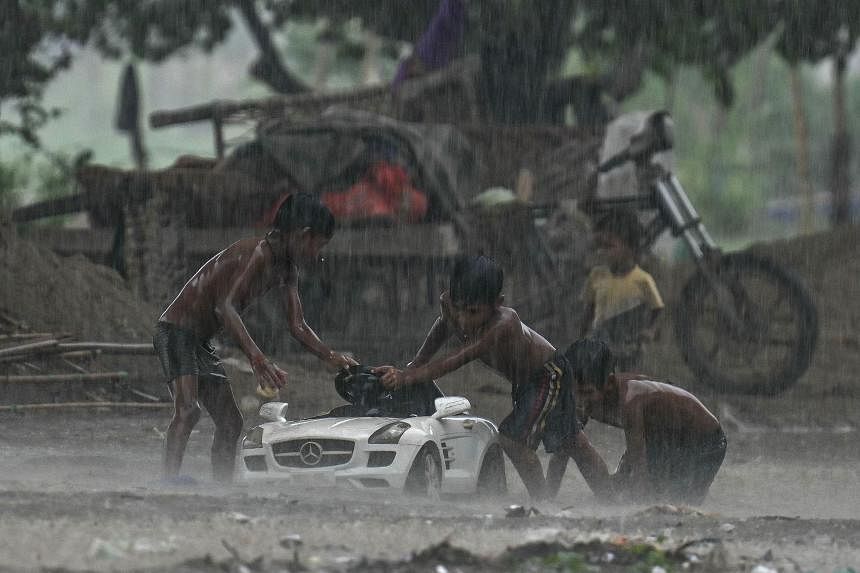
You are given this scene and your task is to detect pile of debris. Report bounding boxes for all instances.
[0,227,167,408]
[0,315,167,410]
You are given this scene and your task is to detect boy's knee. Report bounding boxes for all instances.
[173,402,201,426]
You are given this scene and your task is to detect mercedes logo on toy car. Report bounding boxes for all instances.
[299,441,323,466]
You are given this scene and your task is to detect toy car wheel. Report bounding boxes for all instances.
[404,444,442,498]
[476,445,507,497]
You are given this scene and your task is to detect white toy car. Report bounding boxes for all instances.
[238,366,506,496]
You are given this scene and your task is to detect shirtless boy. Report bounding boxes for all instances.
[153,192,357,482]
[374,255,610,499]
[549,338,726,503]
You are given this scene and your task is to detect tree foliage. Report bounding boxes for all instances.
[0,1,71,145]
[3,0,860,140]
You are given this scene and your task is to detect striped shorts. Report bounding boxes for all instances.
[499,352,577,453]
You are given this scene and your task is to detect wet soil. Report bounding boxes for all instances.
[0,400,857,572]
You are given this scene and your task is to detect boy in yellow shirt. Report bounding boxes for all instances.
[581,209,664,370]
[545,210,665,498]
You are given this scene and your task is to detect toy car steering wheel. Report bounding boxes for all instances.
[334,365,391,410]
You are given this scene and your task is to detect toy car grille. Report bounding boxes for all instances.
[271,439,355,468]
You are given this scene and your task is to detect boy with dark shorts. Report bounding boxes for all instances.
[374,256,610,500]
[153,192,357,483]
[548,338,726,503]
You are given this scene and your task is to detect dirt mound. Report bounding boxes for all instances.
[630,224,860,425]
[0,227,162,404]
[0,227,156,341]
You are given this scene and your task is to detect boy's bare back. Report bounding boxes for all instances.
[620,376,721,441]
[160,237,293,340]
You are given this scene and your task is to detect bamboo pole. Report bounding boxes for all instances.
[0,339,59,358]
[59,350,102,360]
[0,402,171,412]
[56,342,154,355]
[0,372,128,384]
[0,350,101,365]
[0,333,64,342]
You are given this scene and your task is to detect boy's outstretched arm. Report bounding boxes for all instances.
[380,320,503,388]
[408,315,452,368]
[282,281,357,371]
[216,248,288,390]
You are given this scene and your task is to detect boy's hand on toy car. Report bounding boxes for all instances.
[327,351,358,372]
[375,367,414,390]
[251,355,288,390]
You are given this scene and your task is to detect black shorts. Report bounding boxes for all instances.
[153,321,227,384]
[646,428,727,503]
[498,352,577,453]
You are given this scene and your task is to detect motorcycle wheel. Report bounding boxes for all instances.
[674,252,818,394]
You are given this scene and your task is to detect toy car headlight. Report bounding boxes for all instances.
[368,421,411,444]
[242,426,264,449]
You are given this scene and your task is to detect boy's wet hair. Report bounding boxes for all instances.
[565,337,616,389]
[450,255,503,306]
[273,192,335,238]
[594,208,642,252]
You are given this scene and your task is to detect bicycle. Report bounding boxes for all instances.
[585,111,818,394]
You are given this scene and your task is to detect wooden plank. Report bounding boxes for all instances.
[12,194,87,222]
[0,333,70,342]
[20,223,462,262]
[0,339,59,358]
[57,343,154,355]
[176,225,461,258]
[0,402,171,412]
[0,372,128,384]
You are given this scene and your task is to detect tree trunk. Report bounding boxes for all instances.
[234,0,308,94]
[830,52,851,226]
[789,65,815,234]
[478,1,574,124]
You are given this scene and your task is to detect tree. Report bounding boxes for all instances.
[776,0,860,226]
[0,1,71,146]
[2,1,853,140]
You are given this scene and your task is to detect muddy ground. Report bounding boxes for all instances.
[2,225,859,571]
[1,369,858,573]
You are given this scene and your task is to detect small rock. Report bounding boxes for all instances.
[435,566,449,573]
[505,505,526,518]
[227,511,252,524]
[87,538,126,560]
[603,552,615,563]
[280,534,303,549]
[751,565,778,573]
[651,567,667,573]
[719,523,735,533]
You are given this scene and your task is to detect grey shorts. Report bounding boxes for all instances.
[153,321,227,384]
[646,428,727,503]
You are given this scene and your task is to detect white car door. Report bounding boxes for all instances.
[434,415,488,491]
